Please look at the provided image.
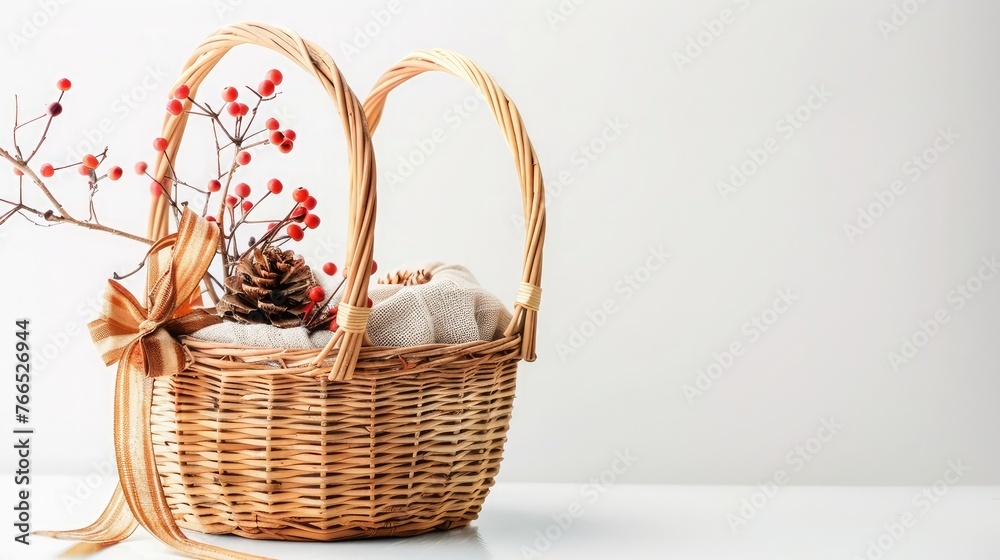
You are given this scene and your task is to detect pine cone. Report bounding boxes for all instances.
[217,247,317,328]
[378,268,432,286]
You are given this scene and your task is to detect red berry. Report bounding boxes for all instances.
[222,87,238,102]
[366,297,373,307]
[241,200,253,213]
[302,301,316,317]
[227,102,241,117]
[283,129,297,141]
[238,103,250,117]
[234,182,251,198]
[236,150,251,165]
[56,78,72,91]
[322,262,337,276]
[174,84,190,99]
[267,222,278,230]
[269,130,284,145]
[40,163,54,177]
[303,196,317,210]
[304,213,321,229]
[78,164,90,176]
[371,260,378,274]
[153,137,168,152]
[166,99,183,115]
[308,286,325,302]
[207,179,221,192]
[225,195,238,208]
[278,139,293,153]
[83,154,99,169]
[48,102,63,117]
[292,187,309,203]
[287,223,304,241]
[291,206,308,221]
[13,168,23,176]
[267,178,283,194]
[205,215,216,223]
[108,166,123,181]
[266,69,283,86]
[265,118,280,130]
[328,316,339,332]
[135,161,148,175]
[258,79,275,97]
[150,182,163,197]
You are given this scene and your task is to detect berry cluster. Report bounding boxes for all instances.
[1,69,377,326]
[2,79,141,239]
[121,68,327,281]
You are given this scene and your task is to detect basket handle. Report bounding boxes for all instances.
[147,22,377,381]
[363,49,546,361]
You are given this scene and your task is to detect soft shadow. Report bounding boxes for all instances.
[481,503,564,536]
[384,526,494,559]
[55,541,118,557]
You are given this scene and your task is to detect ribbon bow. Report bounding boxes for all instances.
[39,209,271,560]
[88,219,222,378]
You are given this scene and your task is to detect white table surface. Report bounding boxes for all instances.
[4,477,998,559]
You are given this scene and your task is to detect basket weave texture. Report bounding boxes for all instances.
[143,23,546,541]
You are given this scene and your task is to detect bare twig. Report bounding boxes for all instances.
[13,114,46,131]
[12,95,23,160]
[189,98,237,145]
[228,191,270,235]
[143,172,184,223]
[211,119,223,178]
[0,146,150,245]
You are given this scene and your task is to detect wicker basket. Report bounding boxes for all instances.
[141,24,546,541]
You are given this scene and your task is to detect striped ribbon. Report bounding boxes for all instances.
[37,208,272,560]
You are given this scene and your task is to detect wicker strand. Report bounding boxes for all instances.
[336,302,372,334]
[362,49,546,361]
[516,282,542,312]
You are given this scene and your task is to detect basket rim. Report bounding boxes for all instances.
[179,333,524,380]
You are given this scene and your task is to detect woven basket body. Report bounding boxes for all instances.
[150,338,519,540]
[142,25,545,542]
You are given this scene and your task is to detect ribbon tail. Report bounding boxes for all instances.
[115,348,273,560]
[34,484,138,544]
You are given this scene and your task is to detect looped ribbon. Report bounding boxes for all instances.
[37,209,272,560]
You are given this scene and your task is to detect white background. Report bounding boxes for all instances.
[1,0,998,507]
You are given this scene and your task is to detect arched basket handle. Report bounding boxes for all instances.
[148,22,377,381]
[363,49,546,361]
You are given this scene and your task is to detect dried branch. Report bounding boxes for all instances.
[0,147,151,245]
[24,91,63,163]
